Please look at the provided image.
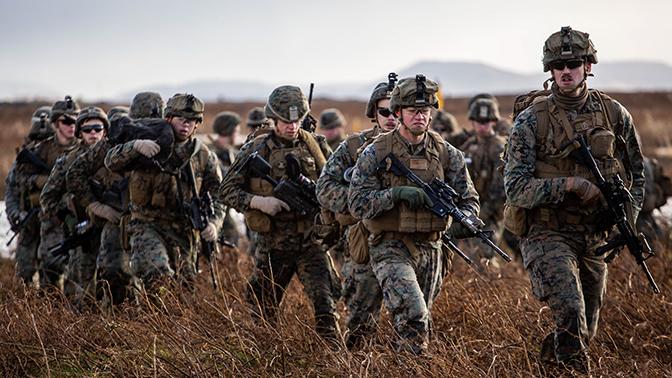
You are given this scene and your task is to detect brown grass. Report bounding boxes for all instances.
[0,240,670,377]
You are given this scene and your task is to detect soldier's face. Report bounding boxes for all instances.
[320,126,344,143]
[472,120,496,137]
[376,99,397,131]
[552,60,591,93]
[55,117,76,140]
[169,116,199,141]
[399,107,431,136]
[80,119,106,145]
[276,119,300,140]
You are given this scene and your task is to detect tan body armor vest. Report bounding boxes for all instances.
[363,130,451,234]
[461,134,506,198]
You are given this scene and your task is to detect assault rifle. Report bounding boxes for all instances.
[571,135,660,293]
[242,151,320,217]
[6,208,39,246]
[90,178,127,213]
[16,148,50,173]
[381,153,511,262]
[49,220,95,259]
[185,162,219,290]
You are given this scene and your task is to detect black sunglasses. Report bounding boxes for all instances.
[80,124,104,133]
[59,117,76,126]
[377,108,393,117]
[550,59,584,71]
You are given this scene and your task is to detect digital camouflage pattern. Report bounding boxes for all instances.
[264,86,309,123]
[542,26,598,72]
[348,131,479,352]
[129,92,164,119]
[207,141,240,246]
[636,157,672,249]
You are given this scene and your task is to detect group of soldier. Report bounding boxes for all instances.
[4,26,672,374]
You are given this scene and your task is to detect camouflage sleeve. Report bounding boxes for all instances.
[504,108,567,209]
[40,156,69,219]
[104,141,139,172]
[66,141,107,209]
[316,142,354,214]
[14,145,48,192]
[218,141,256,212]
[481,143,506,220]
[348,143,395,219]
[316,134,333,161]
[617,102,645,210]
[4,162,21,220]
[200,148,225,229]
[443,142,480,217]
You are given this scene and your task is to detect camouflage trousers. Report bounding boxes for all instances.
[341,256,382,348]
[521,225,608,363]
[97,222,133,305]
[368,237,444,353]
[247,229,340,339]
[38,219,67,290]
[15,215,40,285]
[220,209,240,247]
[66,232,100,304]
[128,219,197,293]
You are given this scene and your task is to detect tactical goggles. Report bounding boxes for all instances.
[377,108,393,117]
[58,117,76,126]
[80,124,104,133]
[550,59,584,71]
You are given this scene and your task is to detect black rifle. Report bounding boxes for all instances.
[243,151,320,217]
[6,207,39,246]
[301,83,317,132]
[381,153,511,262]
[185,162,219,289]
[90,178,127,213]
[49,220,95,259]
[571,135,660,293]
[442,234,473,265]
[16,148,50,173]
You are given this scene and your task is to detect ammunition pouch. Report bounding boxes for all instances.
[503,203,528,237]
[348,221,371,264]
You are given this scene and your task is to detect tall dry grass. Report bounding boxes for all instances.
[0,240,670,376]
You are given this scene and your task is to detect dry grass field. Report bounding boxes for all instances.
[0,93,671,376]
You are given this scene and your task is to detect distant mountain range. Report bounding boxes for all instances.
[4,60,672,102]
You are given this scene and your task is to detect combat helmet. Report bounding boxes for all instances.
[129,91,164,119]
[165,93,204,122]
[543,26,598,72]
[246,107,267,128]
[319,108,346,130]
[107,106,130,122]
[264,85,309,123]
[50,95,80,123]
[389,74,439,114]
[213,111,241,136]
[28,106,54,141]
[468,98,500,122]
[431,110,459,134]
[366,72,398,119]
[75,106,109,137]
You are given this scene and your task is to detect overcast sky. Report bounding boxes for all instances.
[1,0,670,99]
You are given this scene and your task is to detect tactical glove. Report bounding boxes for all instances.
[250,195,290,216]
[87,201,121,223]
[565,177,602,206]
[391,186,433,209]
[201,222,218,242]
[133,139,160,158]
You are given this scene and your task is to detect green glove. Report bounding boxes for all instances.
[391,186,433,209]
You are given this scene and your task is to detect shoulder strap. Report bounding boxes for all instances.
[298,129,327,172]
[427,129,449,166]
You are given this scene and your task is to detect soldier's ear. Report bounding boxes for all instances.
[585,62,592,75]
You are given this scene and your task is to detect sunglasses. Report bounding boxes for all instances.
[80,124,104,133]
[377,108,393,117]
[550,59,584,71]
[59,117,76,126]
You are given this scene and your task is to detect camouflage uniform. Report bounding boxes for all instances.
[348,76,479,353]
[105,94,224,293]
[219,85,339,340]
[637,157,672,249]
[503,27,645,370]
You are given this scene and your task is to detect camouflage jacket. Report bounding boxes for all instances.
[4,162,21,223]
[641,157,672,213]
[206,142,237,176]
[40,143,90,220]
[348,130,479,222]
[460,133,507,221]
[104,137,225,228]
[504,94,645,214]
[15,136,79,197]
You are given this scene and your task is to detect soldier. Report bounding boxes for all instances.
[107,106,130,121]
[105,93,224,294]
[348,75,479,354]
[244,106,273,143]
[316,76,399,349]
[41,106,108,300]
[219,85,340,341]
[318,108,347,151]
[208,111,242,246]
[503,26,645,373]
[66,92,163,306]
[15,96,81,289]
[460,98,508,268]
[430,109,462,146]
[637,156,672,250]
[5,106,53,285]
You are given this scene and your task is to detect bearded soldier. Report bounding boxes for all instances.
[41,107,107,300]
[105,93,224,294]
[5,106,53,285]
[66,92,163,306]
[219,85,340,341]
[460,98,508,268]
[316,76,399,349]
[318,108,347,152]
[15,96,81,289]
[503,27,645,373]
[348,75,479,354]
